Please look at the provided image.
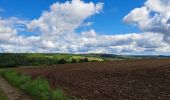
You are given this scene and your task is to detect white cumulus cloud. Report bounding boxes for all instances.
[123,0,170,42]
[0,0,169,54]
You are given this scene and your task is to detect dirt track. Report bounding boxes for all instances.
[0,76,32,100]
[17,59,170,100]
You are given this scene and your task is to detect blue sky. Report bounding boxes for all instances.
[0,0,144,34]
[0,0,169,54]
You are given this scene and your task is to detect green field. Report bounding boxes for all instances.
[69,56,103,62]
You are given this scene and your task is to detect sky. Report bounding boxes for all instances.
[0,0,170,55]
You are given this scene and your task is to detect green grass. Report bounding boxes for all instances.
[0,70,70,100]
[69,56,83,61]
[69,56,103,62]
[87,57,103,62]
[0,87,8,100]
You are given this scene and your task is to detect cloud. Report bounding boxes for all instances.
[26,0,104,53]
[0,17,40,52]
[27,0,103,38]
[0,0,170,54]
[123,0,170,42]
[80,31,170,54]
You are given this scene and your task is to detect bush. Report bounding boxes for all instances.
[52,89,71,100]
[23,77,51,100]
[58,59,67,64]
[79,59,84,63]
[84,58,89,62]
[79,58,89,63]
[71,58,77,63]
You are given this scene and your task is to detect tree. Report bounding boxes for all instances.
[84,58,89,62]
[71,58,77,63]
[57,58,66,64]
[79,59,84,63]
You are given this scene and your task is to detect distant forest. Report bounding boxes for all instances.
[0,53,91,68]
[0,53,169,68]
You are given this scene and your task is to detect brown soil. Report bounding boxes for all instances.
[17,59,170,100]
[0,76,32,100]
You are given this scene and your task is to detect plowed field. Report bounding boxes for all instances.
[17,59,170,100]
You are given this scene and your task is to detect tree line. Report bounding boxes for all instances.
[0,53,89,68]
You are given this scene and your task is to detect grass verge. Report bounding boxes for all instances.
[0,70,71,100]
[0,87,8,100]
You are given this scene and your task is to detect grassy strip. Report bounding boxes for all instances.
[0,70,71,100]
[0,87,8,100]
